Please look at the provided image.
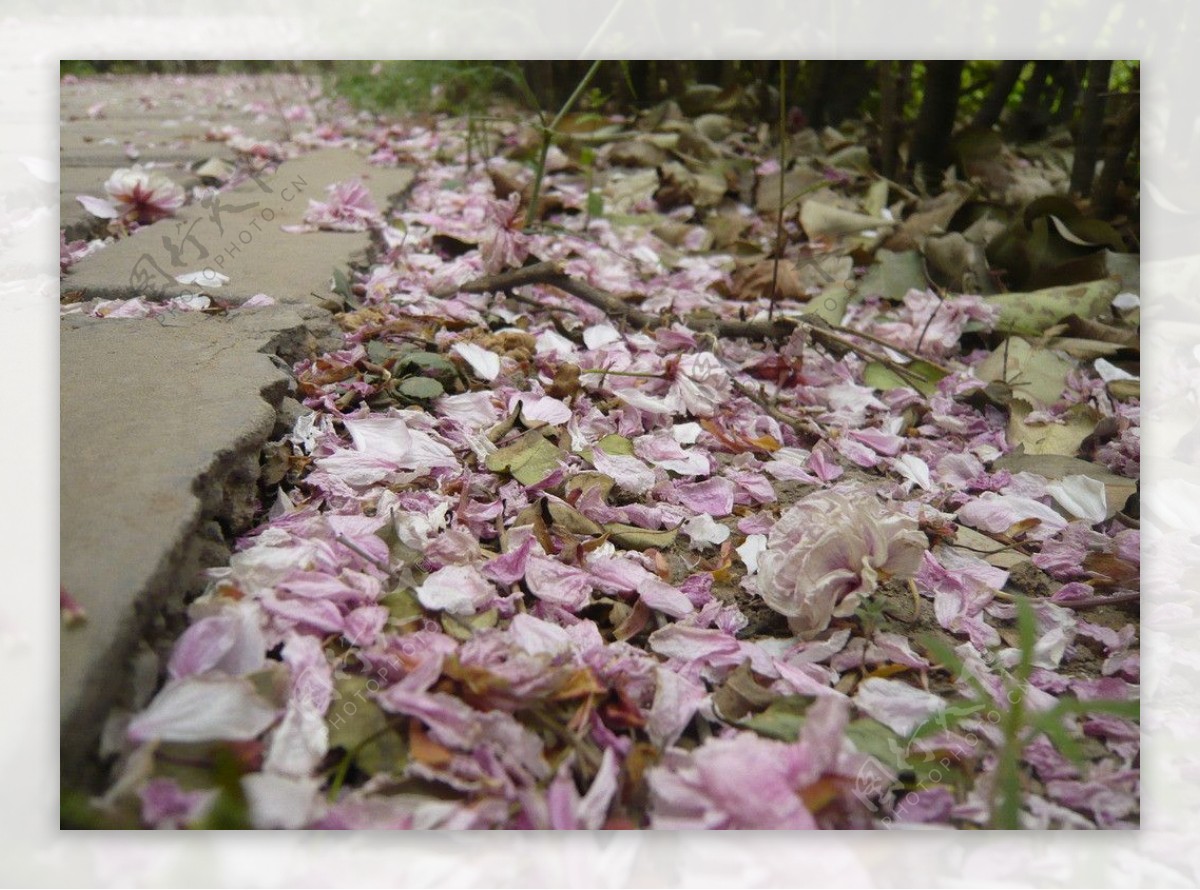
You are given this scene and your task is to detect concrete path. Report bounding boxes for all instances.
[60,74,300,237]
[61,308,310,785]
[59,75,413,787]
[63,148,413,307]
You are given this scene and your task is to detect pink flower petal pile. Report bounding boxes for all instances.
[92,83,1139,831]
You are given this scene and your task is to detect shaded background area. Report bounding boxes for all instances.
[62,60,1140,229]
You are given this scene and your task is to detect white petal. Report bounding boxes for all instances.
[590,446,657,495]
[736,534,768,574]
[583,324,621,349]
[174,270,230,287]
[682,513,730,548]
[451,342,501,381]
[672,423,702,445]
[415,564,494,615]
[241,773,322,829]
[1046,474,1108,523]
[344,415,456,471]
[513,395,572,425]
[892,454,933,491]
[1094,357,1137,382]
[535,329,577,357]
[264,702,329,777]
[614,387,675,415]
[171,294,212,311]
[76,194,119,218]
[853,677,946,737]
[127,676,278,743]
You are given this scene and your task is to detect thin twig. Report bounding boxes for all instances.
[525,60,604,230]
[335,533,392,576]
[832,323,954,374]
[729,376,823,438]
[768,62,787,323]
[915,287,947,355]
[1049,591,1140,610]
[438,261,927,387]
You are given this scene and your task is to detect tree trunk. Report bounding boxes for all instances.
[1092,82,1139,218]
[719,60,739,89]
[696,61,722,86]
[911,61,965,190]
[661,61,689,105]
[523,61,557,110]
[1006,60,1058,140]
[1049,60,1082,125]
[972,60,1026,129]
[624,61,650,106]
[825,62,873,125]
[878,61,900,179]
[806,61,834,128]
[1069,60,1112,196]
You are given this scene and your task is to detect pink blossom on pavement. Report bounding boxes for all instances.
[284,178,380,232]
[78,165,186,224]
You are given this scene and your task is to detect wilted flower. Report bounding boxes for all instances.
[284,178,381,233]
[103,166,186,224]
[480,193,528,274]
[615,351,732,418]
[77,167,186,224]
[757,488,927,638]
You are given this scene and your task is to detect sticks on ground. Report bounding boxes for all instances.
[435,261,928,383]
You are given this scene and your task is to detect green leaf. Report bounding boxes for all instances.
[863,359,948,396]
[857,249,927,301]
[441,608,499,641]
[1015,595,1037,684]
[1007,401,1099,457]
[984,278,1120,336]
[845,718,912,770]
[196,746,253,829]
[736,695,812,741]
[595,433,634,456]
[1027,711,1085,762]
[587,190,604,219]
[379,587,424,626]
[712,660,778,721]
[332,267,352,300]
[618,60,637,99]
[1045,697,1140,721]
[908,697,987,741]
[807,283,851,326]
[397,376,445,401]
[326,676,407,778]
[485,429,565,486]
[512,497,605,537]
[365,339,398,365]
[399,351,458,377]
[975,337,1073,407]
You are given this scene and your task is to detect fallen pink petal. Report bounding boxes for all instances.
[60,61,1142,835]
